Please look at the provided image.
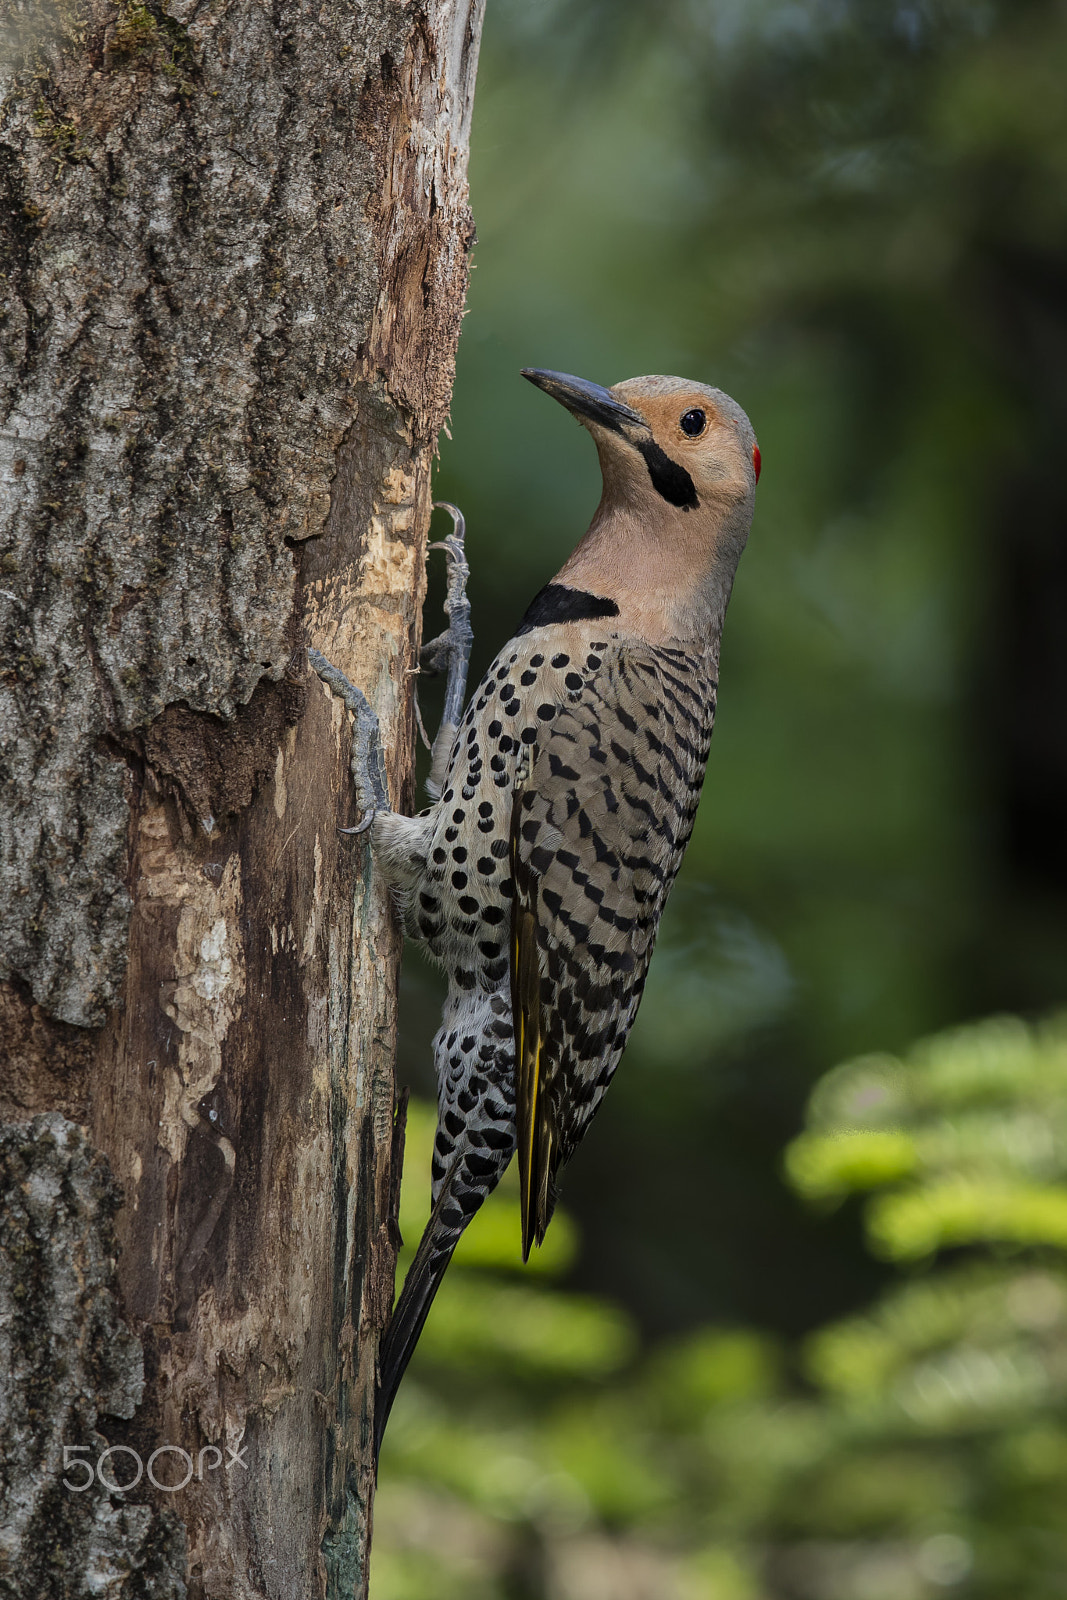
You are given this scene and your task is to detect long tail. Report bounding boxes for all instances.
[374,1184,468,1467]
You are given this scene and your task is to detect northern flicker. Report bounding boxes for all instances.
[309,368,760,1462]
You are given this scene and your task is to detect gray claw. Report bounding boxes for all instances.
[308,646,390,820]
[422,503,473,798]
[339,810,376,837]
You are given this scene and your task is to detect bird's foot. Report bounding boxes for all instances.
[307,647,390,832]
[421,502,473,797]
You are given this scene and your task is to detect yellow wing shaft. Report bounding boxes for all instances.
[510,781,555,1261]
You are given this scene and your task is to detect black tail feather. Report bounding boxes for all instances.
[373,1191,463,1467]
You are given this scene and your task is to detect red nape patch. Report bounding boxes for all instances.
[752,444,762,483]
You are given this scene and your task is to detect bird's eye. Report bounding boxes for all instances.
[680,408,706,437]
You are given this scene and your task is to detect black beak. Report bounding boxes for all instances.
[521,369,650,440]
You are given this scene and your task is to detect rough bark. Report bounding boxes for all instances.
[0,0,483,1595]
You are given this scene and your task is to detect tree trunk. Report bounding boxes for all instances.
[0,2,483,1596]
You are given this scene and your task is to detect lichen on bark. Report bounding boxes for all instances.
[0,1113,188,1599]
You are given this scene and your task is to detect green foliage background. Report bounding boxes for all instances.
[373,2,1067,1595]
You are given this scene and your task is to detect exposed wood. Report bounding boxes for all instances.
[0,0,484,1594]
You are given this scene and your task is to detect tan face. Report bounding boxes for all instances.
[610,381,760,511]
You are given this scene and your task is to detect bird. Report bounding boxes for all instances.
[309,367,760,1464]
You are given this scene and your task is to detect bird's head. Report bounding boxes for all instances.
[522,368,759,642]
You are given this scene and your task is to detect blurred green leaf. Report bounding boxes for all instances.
[650,1329,782,1419]
[868,1179,1067,1262]
[786,1129,920,1201]
[416,1274,636,1378]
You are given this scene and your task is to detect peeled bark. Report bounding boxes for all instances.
[0,1,483,1595]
